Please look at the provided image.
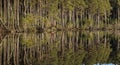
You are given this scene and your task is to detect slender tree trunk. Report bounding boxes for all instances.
[69,10,72,22]
[97,14,100,29]
[89,14,93,29]
[80,10,83,21]
[4,0,7,27]
[118,8,120,29]
[17,0,21,32]
[61,3,64,29]
[7,0,10,29]
[14,0,17,32]
[24,0,27,32]
[3,38,7,65]
[76,12,79,28]
[0,0,2,18]
[118,8,120,22]
[104,12,107,29]
[72,10,75,28]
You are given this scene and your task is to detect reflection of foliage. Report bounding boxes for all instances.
[64,49,74,65]
[22,38,34,47]
[116,50,120,64]
[109,50,120,64]
[84,46,97,65]
[21,34,36,47]
[108,34,120,64]
[5,31,119,65]
[74,44,86,65]
[50,49,58,65]
[97,43,112,63]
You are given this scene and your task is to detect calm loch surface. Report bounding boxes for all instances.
[0,31,120,65]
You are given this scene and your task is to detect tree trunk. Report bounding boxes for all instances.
[7,0,10,29]
[4,0,7,27]
[14,0,17,32]
[76,12,79,28]
[0,0,2,18]
[16,0,21,32]
[72,10,75,28]
[118,8,120,22]
[104,12,107,29]
[118,8,120,29]
[89,14,93,29]
[97,15,100,29]
[61,3,64,29]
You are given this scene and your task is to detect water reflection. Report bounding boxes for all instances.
[0,31,120,65]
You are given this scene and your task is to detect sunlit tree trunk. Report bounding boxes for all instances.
[97,14,100,29]
[61,3,65,28]
[13,0,17,32]
[23,0,27,32]
[72,10,75,28]
[76,12,79,28]
[16,0,21,32]
[104,12,107,29]
[4,0,7,27]
[7,0,10,29]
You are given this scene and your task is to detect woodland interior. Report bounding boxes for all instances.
[0,0,120,32]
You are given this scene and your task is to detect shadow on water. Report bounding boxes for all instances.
[0,31,120,65]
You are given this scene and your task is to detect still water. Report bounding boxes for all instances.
[0,31,119,65]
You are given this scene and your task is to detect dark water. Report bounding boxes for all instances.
[0,31,120,65]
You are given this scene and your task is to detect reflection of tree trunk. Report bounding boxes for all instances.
[3,38,7,65]
[80,32,83,46]
[17,34,20,65]
[7,35,10,64]
[14,34,17,65]
[104,32,107,47]
[62,32,65,53]
[0,45,2,65]
[97,32,100,44]
[76,32,79,48]
[69,35,72,49]
[118,33,119,50]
